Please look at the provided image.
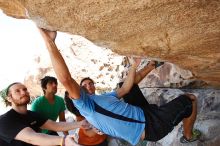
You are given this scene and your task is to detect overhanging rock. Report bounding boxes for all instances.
[1,0,220,88]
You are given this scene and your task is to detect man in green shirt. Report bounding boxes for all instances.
[31,76,67,135]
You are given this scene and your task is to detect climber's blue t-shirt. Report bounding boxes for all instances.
[72,88,146,145]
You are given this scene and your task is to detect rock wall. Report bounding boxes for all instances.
[1,0,220,88]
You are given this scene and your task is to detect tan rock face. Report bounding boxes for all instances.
[1,0,220,88]
[0,0,26,18]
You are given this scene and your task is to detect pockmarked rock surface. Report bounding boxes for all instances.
[1,0,220,87]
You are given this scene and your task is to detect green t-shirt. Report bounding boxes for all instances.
[31,95,66,134]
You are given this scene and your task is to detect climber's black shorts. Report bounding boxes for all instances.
[119,83,193,141]
[143,95,193,141]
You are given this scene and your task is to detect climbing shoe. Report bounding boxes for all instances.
[180,129,201,143]
[155,61,164,68]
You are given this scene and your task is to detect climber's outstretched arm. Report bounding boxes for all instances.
[38,28,80,99]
